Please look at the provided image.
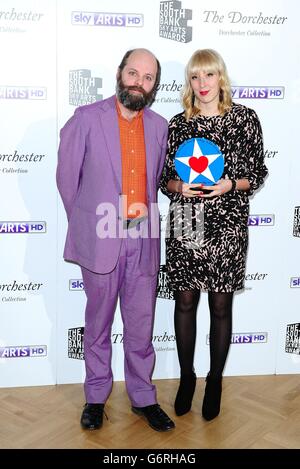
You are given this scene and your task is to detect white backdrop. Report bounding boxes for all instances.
[0,0,299,388]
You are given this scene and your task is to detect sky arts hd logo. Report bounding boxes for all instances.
[159,1,192,43]
[206,332,267,345]
[69,279,84,291]
[285,323,300,355]
[290,277,300,288]
[71,11,143,27]
[69,70,102,106]
[0,86,46,100]
[0,345,47,358]
[0,222,46,234]
[248,215,274,226]
[232,86,284,99]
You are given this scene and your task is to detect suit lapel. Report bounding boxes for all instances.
[143,110,156,200]
[98,97,122,191]
[97,98,157,199]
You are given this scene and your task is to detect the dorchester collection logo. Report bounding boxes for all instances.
[0,8,44,22]
[202,10,287,38]
[0,7,44,33]
[0,150,46,175]
[159,1,192,43]
[69,70,102,106]
[202,10,288,25]
[155,79,182,104]
[68,328,176,359]
[264,149,278,159]
[244,272,268,291]
[112,331,176,353]
[0,280,43,304]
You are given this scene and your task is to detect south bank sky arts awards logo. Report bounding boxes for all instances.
[68,327,84,360]
[157,265,174,300]
[175,138,224,185]
[159,1,192,43]
[69,70,102,106]
[285,323,300,355]
[293,206,300,237]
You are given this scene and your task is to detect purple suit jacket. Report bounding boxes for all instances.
[57,95,168,274]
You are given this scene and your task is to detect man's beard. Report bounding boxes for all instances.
[116,76,155,111]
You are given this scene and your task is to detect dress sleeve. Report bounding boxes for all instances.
[159,116,183,202]
[243,108,268,196]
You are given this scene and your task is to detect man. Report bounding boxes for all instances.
[57,49,174,432]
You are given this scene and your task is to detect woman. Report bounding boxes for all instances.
[160,49,268,421]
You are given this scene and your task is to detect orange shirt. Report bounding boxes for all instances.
[117,103,148,219]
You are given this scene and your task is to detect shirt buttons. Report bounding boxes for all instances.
[131,189,134,194]
[131,169,135,173]
[131,149,134,153]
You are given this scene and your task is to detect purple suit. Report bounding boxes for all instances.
[57,96,168,406]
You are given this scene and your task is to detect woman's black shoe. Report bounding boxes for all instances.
[174,371,197,416]
[202,373,222,421]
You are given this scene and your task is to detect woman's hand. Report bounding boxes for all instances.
[199,179,233,198]
[181,182,203,197]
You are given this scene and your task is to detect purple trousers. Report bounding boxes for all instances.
[81,233,158,407]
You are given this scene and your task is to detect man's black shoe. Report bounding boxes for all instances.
[132,404,175,432]
[80,403,105,430]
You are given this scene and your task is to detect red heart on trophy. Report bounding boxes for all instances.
[189,156,208,173]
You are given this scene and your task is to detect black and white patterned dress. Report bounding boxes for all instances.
[160,103,268,292]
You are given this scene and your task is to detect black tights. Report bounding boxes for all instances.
[174,290,233,378]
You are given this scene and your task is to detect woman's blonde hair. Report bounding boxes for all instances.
[182,49,232,120]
